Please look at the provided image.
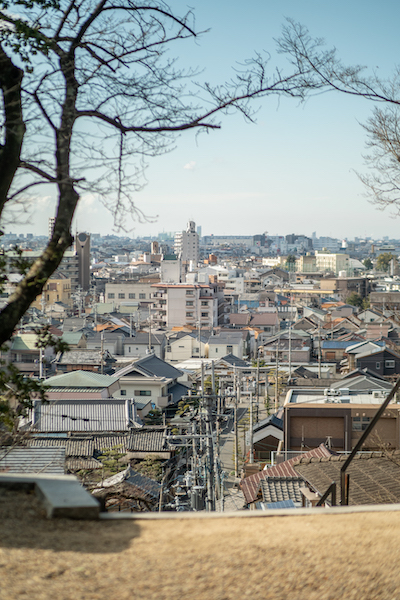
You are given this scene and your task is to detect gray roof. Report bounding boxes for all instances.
[66,457,102,471]
[26,437,94,457]
[168,382,191,404]
[94,429,169,454]
[208,332,244,345]
[115,354,182,380]
[56,349,115,365]
[123,333,165,345]
[32,399,138,432]
[0,447,65,474]
[294,452,400,506]
[260,476,304,504]
[93,465,161,501]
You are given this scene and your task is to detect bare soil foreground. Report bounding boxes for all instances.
[1,489,400,600]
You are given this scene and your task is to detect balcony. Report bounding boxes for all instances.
[156,394,171,408]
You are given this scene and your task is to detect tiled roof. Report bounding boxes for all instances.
[249,313,278,326]
[93,429,168,454]
[26,437,94,457]
[93,466,161,501]
[32,399,137,432]
[115,355,182,380]
[294,452,400,506]
[260,476,304,504]
[229,314,250,326]
[44,371,119,388]
[240,444,334,505]
[56,349,115,365]
[0,447,65,474]
[66,457,102,471]
[127,429,167,453]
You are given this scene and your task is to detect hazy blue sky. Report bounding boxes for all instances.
[12,0,400,240]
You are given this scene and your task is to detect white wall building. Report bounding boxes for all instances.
[151,283,219,328]
[174,221,199,264]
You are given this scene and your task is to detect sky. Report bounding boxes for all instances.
[9,0,400,240]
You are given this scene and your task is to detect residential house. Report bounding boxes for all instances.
[164,332,207,363]
[113,354,189,410]
[207,331,246,360]
[294,452,400,506]
[240,444,335,508]
[53,349,116,374]
[5,333,56,376]
[356,347,400,378]
[43,370,121,399]
[29,398,140,432]
[86,331,126,355]
[123,332,166,360]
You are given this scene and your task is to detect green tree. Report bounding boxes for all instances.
[285,254,296,271]
[0,6,331,347]
[346,292,363,308]
[134,455,163,482]
[376,253,395,272]
[363,258,373,270]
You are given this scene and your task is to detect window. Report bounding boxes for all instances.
[186,312,193,317]
[128,346,131,353]
[201,312,208,317]
[352,416,371,431]
[376,362,381,370]
[227,345,233,354]
[193,347,199,353]
[120,389,127,396]
[385,360,395,368]
[108,293,115,299]
[139,293,146,299]
[118,293,125,299]
[186,301,194,306]
[134,390,151,396]
[186,290,194,296]
[201,301,208,306]
[215,348,218,353]
[129,293,135,299]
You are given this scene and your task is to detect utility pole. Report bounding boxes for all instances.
[100,330,104,375]
[288,294,292,381]
[204,388,215,511]
[148,305,152,353]
[318,320,322,379]
[249,391,254,464]
[256,349,260,424]
[234,367,239,478]
[275,341,279,412]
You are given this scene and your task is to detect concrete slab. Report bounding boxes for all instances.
[0,473,100,520]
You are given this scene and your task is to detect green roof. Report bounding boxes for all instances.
[61,332,85,344]
[10,334,38,351]
[44,370,119,388]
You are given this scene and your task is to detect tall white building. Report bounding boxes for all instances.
[174,221,199,264]
[151,283,220,328]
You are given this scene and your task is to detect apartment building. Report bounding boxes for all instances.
[105,280,155,308]
[151,283,220,328]
[315,252,350,275]
[174,220,199,264]
[31,274,72,310]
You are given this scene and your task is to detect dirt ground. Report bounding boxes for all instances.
[1,489,400,600]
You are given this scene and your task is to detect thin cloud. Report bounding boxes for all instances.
[183,161,196,171]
